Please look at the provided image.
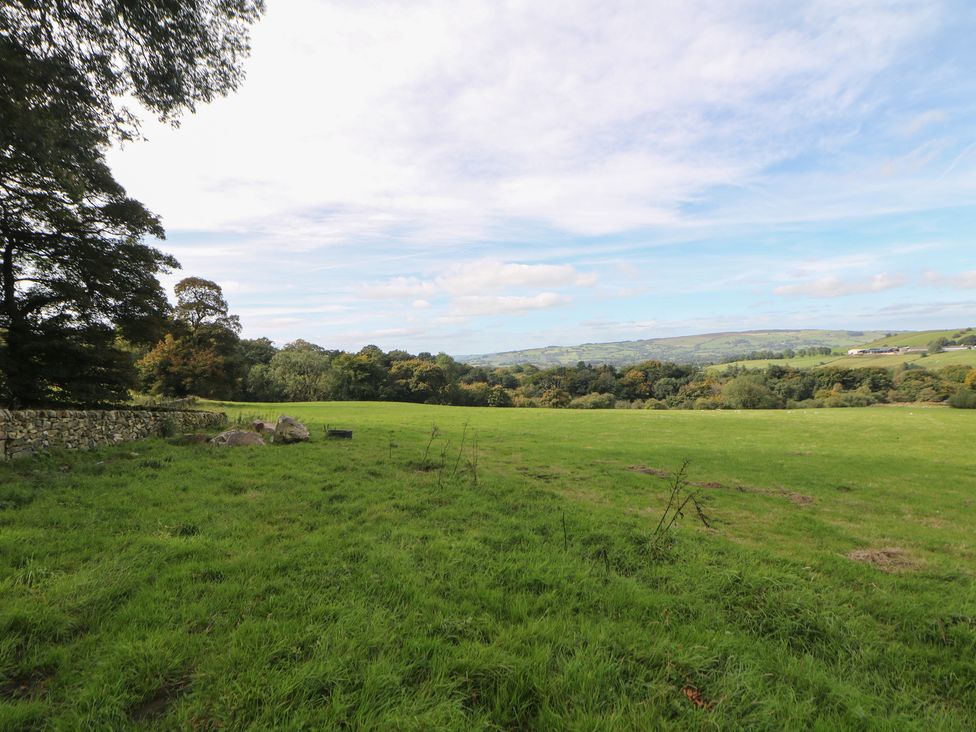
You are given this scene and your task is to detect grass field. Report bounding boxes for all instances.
[2,402,975,729]
[858,329,973,349]
[716,348,976,372]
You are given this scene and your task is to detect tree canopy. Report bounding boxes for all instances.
[0,1,264,406]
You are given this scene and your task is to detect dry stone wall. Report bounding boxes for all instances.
[0,409,226,460]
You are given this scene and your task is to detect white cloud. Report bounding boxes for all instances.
[107,0,943,241]
[774,273,907,298]
[924,270,976,289]
[452,293,570,316]
[365,259,596,299]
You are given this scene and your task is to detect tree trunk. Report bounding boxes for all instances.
[1,240,29,407]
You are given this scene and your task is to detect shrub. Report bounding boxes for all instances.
[487,386,513,407]
[948,390,976,409]
[723,374,783,409]
[823,391,876,408]
[568,392,616,409]
[787,398,825,409]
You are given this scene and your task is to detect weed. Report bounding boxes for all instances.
[420,423,440,469]
[648,460,712,555]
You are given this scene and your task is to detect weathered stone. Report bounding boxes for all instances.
[211,429,265,447]
[273,416,310,444]
[250,420,276,435]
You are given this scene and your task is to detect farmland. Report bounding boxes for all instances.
[2,402,974,729]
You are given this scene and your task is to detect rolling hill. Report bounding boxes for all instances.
[714,327,976,371]
[458,329,893,367]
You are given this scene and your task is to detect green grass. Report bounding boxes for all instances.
[857,328,973,349]
[2,402,975,729]
[717,348,976,372]
[710,354,847,371]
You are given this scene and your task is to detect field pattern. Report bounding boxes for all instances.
[1,403,975,729]
[460,329,889,367]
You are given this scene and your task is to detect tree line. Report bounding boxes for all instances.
[128,279,976,411]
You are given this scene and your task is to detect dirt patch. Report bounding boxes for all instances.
[628,465,671,477]
[1,668,54,700]
[169,433,212,445]
[130,678,190,722]
[690,481,813,504]
[847,547,918,572]
[681,684,717,710]
[783,491,814,505]
[516,467,564,482]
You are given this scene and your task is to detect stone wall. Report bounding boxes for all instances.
[0,409,227,460]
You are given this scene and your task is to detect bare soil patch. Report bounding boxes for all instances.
[628,465,671,477]
[130,678,190,722]
[847,547,918,572]
[1,668,54,700]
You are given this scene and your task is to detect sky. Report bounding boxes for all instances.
[108,0,976,356]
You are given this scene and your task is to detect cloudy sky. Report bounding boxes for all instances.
[109,0,976,355]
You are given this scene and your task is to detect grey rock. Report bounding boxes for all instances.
[210,429,266,447]
[274,415,309,444]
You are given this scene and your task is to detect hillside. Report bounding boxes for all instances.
[714,327,976,372]
[459,329,892,367]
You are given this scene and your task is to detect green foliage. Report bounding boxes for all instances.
[138,278,241,399]
[722,375,783,409]
[0,2,263,407]
[947,390,976,409]
[173,277,241,334]
[568,392,617,409]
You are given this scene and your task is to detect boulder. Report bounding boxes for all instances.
[274,415,309,444]
[210,430,265,447]
[250,420,276,435]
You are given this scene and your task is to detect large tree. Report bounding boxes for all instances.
[0,1,264,406]
[138,277,242,399]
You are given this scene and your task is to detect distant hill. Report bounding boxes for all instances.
[458,329,894,367]
[714,327,976,372]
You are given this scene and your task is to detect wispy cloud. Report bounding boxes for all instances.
[453,293,571,317]
[924,270,976,289]
[365,259,595,298]
[774,273,908,298]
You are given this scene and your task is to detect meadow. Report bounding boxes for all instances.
[716,347,976,372]
[2,402,974,729]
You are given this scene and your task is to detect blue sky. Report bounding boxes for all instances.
[108,0,976,355]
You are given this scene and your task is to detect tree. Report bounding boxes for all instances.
[137,333,227,398]
[267,341,332,401]
[174,277,241,333]
[0,1,264,406]
[138,277,241,398]
[723,374,783,409]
